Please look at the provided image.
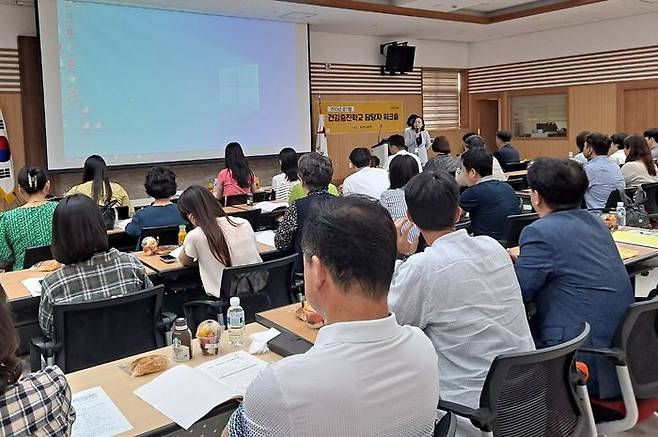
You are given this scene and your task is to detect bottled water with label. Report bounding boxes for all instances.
[227,296,245,348]
[616,202,626,229]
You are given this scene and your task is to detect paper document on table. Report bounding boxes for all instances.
[255,230,276,248]
[169,246,183,258]
[196,351,269,395]
[134,364,238,430]
[116,219,132,231]
[22,277,44,297]
[613,230,658,248]
[254,201,287,213]
[71,386,132,437]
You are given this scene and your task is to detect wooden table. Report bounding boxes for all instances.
[1,268,50,301]
[67,323,282,436]
[508,242,658,268]
[505,170,528,178]
[515,189,531,198]
[256,303,319,344]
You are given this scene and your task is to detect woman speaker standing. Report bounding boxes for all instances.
[404,115,430,166]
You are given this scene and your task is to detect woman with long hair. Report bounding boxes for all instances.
[0,166,57,270]
[215,142,259,200]
[271,147,300,201]
[621,134,658,187]
[66,155,133,215]
[177,186,261,297]
[0,298,74,435]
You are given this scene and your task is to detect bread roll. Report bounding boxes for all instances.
[129,354,169,377]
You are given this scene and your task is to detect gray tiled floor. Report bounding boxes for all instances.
[609,413,658,436]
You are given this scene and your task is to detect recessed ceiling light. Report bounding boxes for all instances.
[278,12,317,20]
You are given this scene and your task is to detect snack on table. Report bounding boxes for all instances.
[33,260,62,272]
[128,354,169,376]
[141,236,159,256]
[196,319,222,356]
[295,301,325,329]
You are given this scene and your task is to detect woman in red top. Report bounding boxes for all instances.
[215,142,259,199]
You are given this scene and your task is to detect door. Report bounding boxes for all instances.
[478,100,500,153]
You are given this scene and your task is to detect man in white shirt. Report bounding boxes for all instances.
[388,170,534,437]
[383,134,423,172]
[342,147,389,199]
[608,132,628,166]
[455,135,507,186]
[224,197,440,437]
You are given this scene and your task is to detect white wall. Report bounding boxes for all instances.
[469,12,658,67]
[0,4,36,48]
[310,31,469,69]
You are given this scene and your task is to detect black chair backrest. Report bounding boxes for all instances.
[502,161,528,173]
[227,209,262,231]
[219,254,297,323]
[23,245,53,269]
[501,213,539,248]
[435,412,457,437]
[478,324,591,437]
[108,232,138,252]
[223,194,250,207]
[52,285,166,373]
[605,188,638,212]
[641,182,658,215]
[137,225,180,250]
[116,206,130,220]
[612,299,658,398]
[252,191,273,203]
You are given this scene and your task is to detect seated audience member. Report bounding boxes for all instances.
[572,130,590,164]
[125,166,186,238]
[459,149,520,240]
[275,152,336,271]
[40,195,152,339]
[644,128,658,160]
[215,142,259,200]
[288,182,339,203]
[0,167,56,271]
[621,134,658,188]
[512,158,633,399]
[608,132,628,166]
[224,197,439,437]
[0,298,75,435]
[370,155,381,168]
[493,131,521,168]
[271,147,301,202]
[455,135,506,186]
[583,132,625,211]
[404,115,430,165]
[177,186,261,297]
[67,155,132,215]
[383,134,423,172]
[342,147,389,199]
[423,136,458,174]
[380,155,420,228]
[389,171,533,435]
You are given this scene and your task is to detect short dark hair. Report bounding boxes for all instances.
[17,166,48,194]
[527,158,588,211]
[644,128,658,143]
[575,131,591,152]
[349,148,371,168]
[52,195,109,265]
[298,152,333,192]
[496,131,512,143]
[462,132,478,143]
[462,148,493,177]
[388,134,406,150]
[586,132,611,156]
[431,136,451,154]
[464,135,486,150]
[388,154,419,189]
[610,132,627,149]
[144,166,177,199]
[405,171,459,231]
[370,155,381,168]
[301,196,396,299]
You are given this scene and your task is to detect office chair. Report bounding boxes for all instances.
[641,182,658,216]
[137,225,180,250]
[252,191,274,202]
[439,324,597,437]
[108,231,139,252]
[434,412,457,437]
[222,194,250,207]
[586,299,658,435]
[23,245,53,269]
[604,188,638,212]
[115,205,130,220]
[501,161,528,173]
[227,208,262,231]
[183,254,297,332]
[30,285,171,373]
[499,213,539,248]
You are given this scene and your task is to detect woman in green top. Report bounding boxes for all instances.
[0,166,57,271]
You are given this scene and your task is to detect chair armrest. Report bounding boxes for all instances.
[578,347,627,366]
[29,336,62,371]
[438,399,492,431]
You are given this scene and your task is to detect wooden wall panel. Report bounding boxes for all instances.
[569,83,618,138]
[311,93,422,181]
[617,79,658,135]
[0,93,26,172]
[18,36,47,170]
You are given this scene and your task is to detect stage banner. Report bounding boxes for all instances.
[321,101,404,134]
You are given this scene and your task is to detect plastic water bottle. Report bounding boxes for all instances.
[227,297,245,348]
[616,202,627,229]
[568,151,574,159]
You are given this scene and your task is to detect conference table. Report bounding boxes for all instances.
[256,303,319,344]
[67,323,283,437]
[505,169,528,178]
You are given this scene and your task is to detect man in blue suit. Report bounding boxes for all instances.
[511,158,634,399]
